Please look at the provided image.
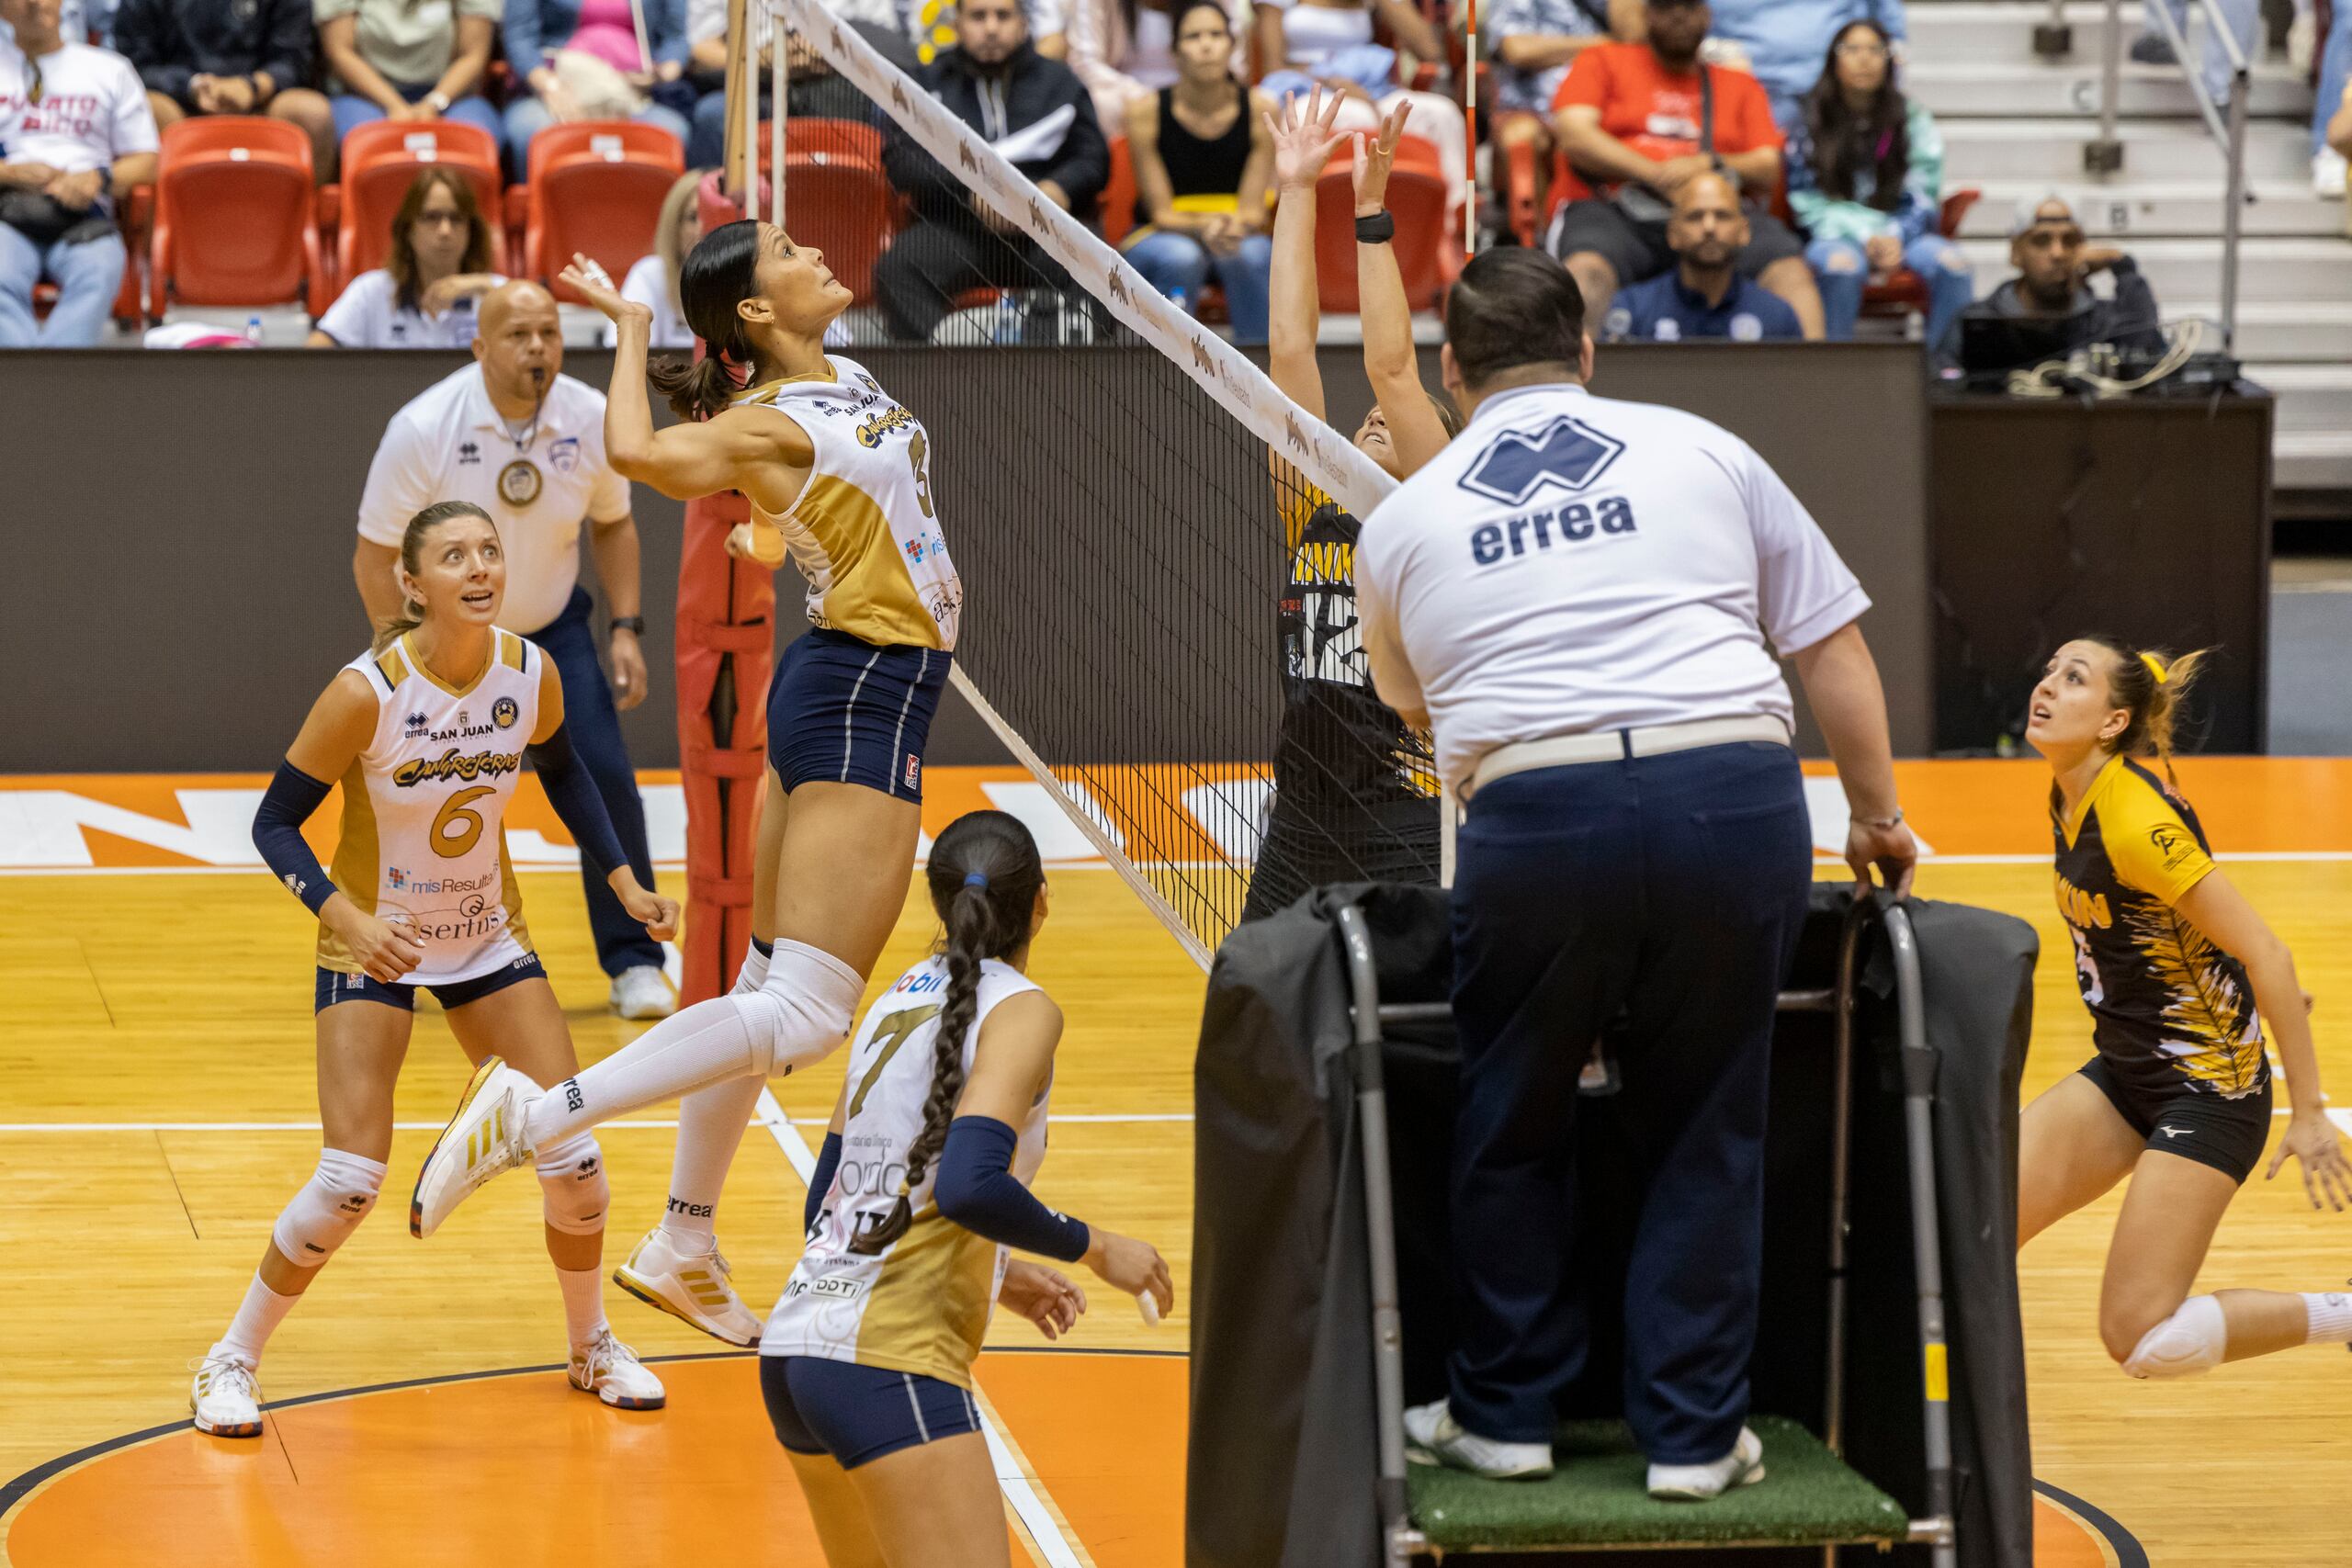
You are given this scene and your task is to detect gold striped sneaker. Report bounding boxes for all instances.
[410,1055,537,1238]
[614,1227,763,1347]
[570,1328,666,1410]
[189,1353,263,1438]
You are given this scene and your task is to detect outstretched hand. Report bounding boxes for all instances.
[1351,99,1412,217]
[1265,88,1351,194]
[2267,1111,2352,1211]
[559,253,645,326]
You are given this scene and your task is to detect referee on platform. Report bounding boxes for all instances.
[1358,249,1917,1497]
[351,280,675,1021]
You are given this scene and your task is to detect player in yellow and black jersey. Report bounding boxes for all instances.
[1246,93,1457,921]
[2019,637,2351,1382]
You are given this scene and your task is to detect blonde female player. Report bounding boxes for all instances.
[768,809,1172,1567]
[191,500,680,1438]
[2019,637,2352,1381]
[406,225,962,1359]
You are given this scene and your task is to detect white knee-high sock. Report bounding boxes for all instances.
[556,1266,609,1350]
[525,939,860,1152]
[2305,1290,2352,1345]
[215,1276,300,1366]
[661,1077,765,1244]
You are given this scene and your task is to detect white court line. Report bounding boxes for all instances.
[0,1112,1195,1134]
[750,1083,1091,1568]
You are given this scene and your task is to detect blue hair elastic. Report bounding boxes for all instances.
[963,871,989,890]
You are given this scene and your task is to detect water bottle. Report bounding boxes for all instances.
[1170,285,1191,320]
[243,315,263,347]
[992,291,1022,346]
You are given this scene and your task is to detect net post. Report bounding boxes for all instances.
[1462,0,1476,250]
[721,0,752,197]
[771,1,787,229]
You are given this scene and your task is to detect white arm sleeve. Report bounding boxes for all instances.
[1737,441,1870,656]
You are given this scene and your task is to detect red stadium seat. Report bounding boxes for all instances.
[1313,134,1449,312]
[327,119,503,299]
[1102,134,1136,247]
[522,120,685,301]
[1861,186,1983,322]
[753,118,894,305]
[150,117,326,309]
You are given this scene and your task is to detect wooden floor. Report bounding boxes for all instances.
[3,761,2349,1564]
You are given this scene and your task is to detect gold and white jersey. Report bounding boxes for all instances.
[317,628,540,987]
[763,954,1051,1388]
[734,355,961,652]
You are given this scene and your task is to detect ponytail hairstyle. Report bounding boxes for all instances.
[2083,635,2211,787]
[372,500,499,654]
[648,219,764,422]
[847,810,1046,1256]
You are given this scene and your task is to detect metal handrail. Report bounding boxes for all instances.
[2082,0,2252,347]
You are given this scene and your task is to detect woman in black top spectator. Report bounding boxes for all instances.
[113,0,334,175]
[1120,1,1272,341]
[1245,90,1457,920]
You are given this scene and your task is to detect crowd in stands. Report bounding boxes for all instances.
[0,0,2272,365]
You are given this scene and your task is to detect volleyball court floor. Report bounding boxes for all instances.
[3,758,2347,1566]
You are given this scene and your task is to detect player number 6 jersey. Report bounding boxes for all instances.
[317,628,541,987]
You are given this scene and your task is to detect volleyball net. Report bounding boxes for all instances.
[732,0,1440,965]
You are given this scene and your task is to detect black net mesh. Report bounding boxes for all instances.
[759,6,1442,960]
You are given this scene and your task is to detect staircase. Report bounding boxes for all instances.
[1905,1,2349,492]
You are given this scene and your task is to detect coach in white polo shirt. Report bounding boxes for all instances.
[351,279,674,1020]
[1358,249,1917,1497]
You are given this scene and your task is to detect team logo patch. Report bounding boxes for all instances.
[548,436,581,474]
[498,459,543,507]
[387,866,408,890]
[2149,822,2199,872]
[904,752,922,790]
[404,712,430,738]
[1456,415,1626,506]
[458,441,481,466]
[492,696,519,729]
[1729,312,1763,343]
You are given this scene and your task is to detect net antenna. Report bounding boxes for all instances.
[765,0,1419,966]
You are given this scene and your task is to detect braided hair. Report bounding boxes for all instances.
[648,219,764,421]
[847,810,1046,1255]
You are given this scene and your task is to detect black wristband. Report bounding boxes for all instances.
[1354,210,1396,244]
[609,615,646,636]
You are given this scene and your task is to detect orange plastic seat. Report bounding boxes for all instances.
[1102,133,1136,247]
[1313,133,1449,312]
[752,118,894,306]
[522,120,685,300]
[328,119,503,299]
[151,116,326,309]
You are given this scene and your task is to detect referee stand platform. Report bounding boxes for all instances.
[1189,886,2041,1568]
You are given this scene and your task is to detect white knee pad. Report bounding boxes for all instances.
[271,1149,388,1266]
[537,1133,610,1235]
[741,939,862,1078]
[731,940,772,997]
[2123,1294,2227,1380]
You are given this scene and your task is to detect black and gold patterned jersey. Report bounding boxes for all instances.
[2052,755,2267,1100]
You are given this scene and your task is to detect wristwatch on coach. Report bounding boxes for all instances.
[1857,807,1905,829]
[609,615,646,637]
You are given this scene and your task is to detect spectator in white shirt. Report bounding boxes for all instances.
[310,164,505,346]
[0,0,80,48]
[604,166,702,348]
[0,0,157,347]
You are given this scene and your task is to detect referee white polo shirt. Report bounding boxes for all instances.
[356,363,632,636]
[1355,383,1869,798]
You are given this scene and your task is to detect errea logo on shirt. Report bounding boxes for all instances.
[1456,415,1626,506]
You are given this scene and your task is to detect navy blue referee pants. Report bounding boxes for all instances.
[525,588,664,978]
[1446,740,1812,1464]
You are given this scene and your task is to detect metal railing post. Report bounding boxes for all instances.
[1884,907,1958,1568]
[2035,0,2075,58]
[2086,0,2125,171]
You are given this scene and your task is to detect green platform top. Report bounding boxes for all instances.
[1408,1416,1911,1552]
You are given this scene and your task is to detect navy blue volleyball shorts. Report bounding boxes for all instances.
[312,953,547,1015]
[767,628,951,803]
[759,1354,982,1469]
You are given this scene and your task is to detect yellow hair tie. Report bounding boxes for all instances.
[2140,652,2169,685]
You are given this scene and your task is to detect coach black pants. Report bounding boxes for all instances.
[1445,740,1811,1464]
[874,217,1080,344]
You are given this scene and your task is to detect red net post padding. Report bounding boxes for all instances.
[675,173,778,1005]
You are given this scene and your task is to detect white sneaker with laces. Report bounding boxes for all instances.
[610,965,676,1020]
[1402,1399,1554,1480]
[410,1055,538,1238]
[2314,149,2349,200]
[570,1328,666,1409]
[189,1352,263,1438]
[1647,1426,1768,1501]
[614,1227,763,1347]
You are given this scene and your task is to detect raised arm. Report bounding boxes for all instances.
[559,255,811,502]
[1352,101,1449,477]
[1265,88,1350,420]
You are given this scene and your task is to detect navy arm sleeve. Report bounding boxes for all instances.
[805,1132,842,1235]
[933,1116,1091,1263]
[526,724,630,882]
[253,761,338,916]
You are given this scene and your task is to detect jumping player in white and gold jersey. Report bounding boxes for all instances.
[768,810,1170,1567]
[405,229,967,1351]
[190,501,680,1439]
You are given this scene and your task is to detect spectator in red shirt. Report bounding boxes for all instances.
[1545,0,1822,337]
